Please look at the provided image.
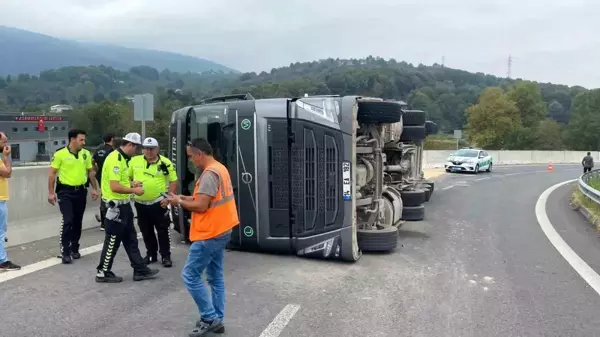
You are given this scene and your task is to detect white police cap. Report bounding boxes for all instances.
[143,137,159,147]
[122,132,142,145]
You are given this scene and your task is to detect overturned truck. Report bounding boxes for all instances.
[169,94,437,262]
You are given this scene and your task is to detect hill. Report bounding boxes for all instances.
[0,57,588,137]
[0,26,235,76]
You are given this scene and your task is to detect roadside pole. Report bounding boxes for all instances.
[134,93,154,139]
[453,129,462,150]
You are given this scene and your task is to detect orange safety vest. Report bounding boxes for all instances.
[190,161,239,241]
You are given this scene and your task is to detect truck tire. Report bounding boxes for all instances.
[357,101,402,124]
[400,189,426,207]
[400,125,426,142]
[425,121,438,135]
[424,187,432,202]
[402,110,426,126]
[357,226,399,252]
[402,205,425,221]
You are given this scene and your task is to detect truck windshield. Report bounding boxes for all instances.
[191,104,236,174]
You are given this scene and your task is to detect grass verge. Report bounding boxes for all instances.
[571,186,600,231]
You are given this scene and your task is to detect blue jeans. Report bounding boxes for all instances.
[0,201,8,263]
[182,232,231,321]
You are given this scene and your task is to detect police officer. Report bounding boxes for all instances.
[129,137,178,267]
[93,133,115,230]
[48,129,98,264]
[95,132,159,283]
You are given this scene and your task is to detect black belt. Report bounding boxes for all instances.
[60,184,86,191]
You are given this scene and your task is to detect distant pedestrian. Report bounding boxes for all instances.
[129,137,178,267]
[0,132,20,271]
[95,132,159,283]
[169,138,238,336]
[582,152,594,174]
[48,129,99,264]
[93,133,115,230]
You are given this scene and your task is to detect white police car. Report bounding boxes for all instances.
[444,148,493,174]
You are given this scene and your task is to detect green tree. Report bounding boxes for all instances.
[465,87,520,148]
[532,119,565,150]
[547,100,568,124]
[565,90,600,150]
[507,81,547,128]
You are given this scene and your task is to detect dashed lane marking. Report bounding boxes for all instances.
[535,179,600,296]
[0,233,142,283]
[259,304,301,337]
[475,177,491,181]
[441,185,455,191]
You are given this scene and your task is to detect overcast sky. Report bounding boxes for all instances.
[1,0,599,88]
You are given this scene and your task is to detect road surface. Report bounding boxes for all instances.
[1,164,599,337]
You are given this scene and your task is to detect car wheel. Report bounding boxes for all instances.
[357,226,399,252]
[401,205,425,221]
[400,189,427,207]
[487,163,492,172]
[474,165,479,174]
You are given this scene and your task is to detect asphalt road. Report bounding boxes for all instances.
[1,164,598,337]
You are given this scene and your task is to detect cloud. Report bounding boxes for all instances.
[0,0,598,87]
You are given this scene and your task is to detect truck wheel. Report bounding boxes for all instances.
[357,226,399,252]
[401,205,425,221]
[400,189,426,207]
[402,110,426,126]
[424,180,434,192]
[424,187,432,202]
[357,101,402,124]
[425,121,438,135]
[400,125,426,142]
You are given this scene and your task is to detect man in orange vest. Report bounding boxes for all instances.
[168,138,239,336]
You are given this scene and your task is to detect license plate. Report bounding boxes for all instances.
[452,167,462,172]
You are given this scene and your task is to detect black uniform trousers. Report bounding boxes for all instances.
[97,175,107,228]
[57,187,87,256]
[134,202,171,259]
[96,203,146,273]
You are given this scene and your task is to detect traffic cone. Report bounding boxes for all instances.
[548,163,553,172]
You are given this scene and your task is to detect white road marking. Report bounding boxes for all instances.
[0,233,142,283]
[442,185,455,191]
[259,304,301,337]
[504,173,519,177]
[475,177,491,181]
[535,179,600,296]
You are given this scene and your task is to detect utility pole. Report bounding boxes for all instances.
[507,54,512,79]
[441,55,445,68]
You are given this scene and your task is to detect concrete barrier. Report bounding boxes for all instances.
[423,150,598,168]
[5,165,100,248]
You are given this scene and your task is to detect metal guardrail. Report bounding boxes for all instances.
[578,169,600,204]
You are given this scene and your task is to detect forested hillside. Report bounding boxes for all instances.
[0,26,234,76]
[0,56,596,151]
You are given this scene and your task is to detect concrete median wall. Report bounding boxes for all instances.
[423,150,598,168]
[5,166,100,248]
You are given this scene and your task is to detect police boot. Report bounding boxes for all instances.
[162,255,173,268]
[62,255,73,264]
[96,270,124,283]
[133,268,159,281]
[144,255,158,265]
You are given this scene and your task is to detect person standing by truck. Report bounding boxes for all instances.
[48,129,98,264]
[582,152,594,174]
[0,132,20,271]
[95,132,159,283]
[168,138,238,336]
[93,132,115,230]
[129,137,178,267]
